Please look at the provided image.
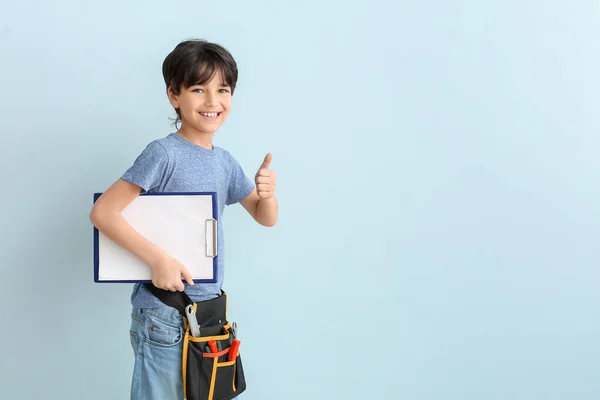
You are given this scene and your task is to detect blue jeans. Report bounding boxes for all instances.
[129,306,185,399]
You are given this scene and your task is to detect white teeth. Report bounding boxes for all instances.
[201,112,218,118]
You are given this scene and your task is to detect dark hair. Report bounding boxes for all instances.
[162,39,238,125]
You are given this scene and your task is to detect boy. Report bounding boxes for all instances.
[89,39,278,399]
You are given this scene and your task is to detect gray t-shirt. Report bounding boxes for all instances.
[120,132,254,308]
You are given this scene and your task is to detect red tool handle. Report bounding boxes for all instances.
[208,340,218,353]
[228,340,241,361]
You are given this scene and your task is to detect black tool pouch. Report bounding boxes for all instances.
[144,284,247,400]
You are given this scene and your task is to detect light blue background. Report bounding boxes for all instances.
[1,0,598,399]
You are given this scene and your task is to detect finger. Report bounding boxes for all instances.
[256,169,272,178]
[256,176,272,184]
[175,280,185,291]
[181,267,194,286]
[257,183,271,192]
[259,153,272,170]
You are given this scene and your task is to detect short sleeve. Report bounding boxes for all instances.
[120,141,168,193]
[226,155,255,206]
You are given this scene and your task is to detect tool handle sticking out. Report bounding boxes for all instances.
[185,305,201,338]
[228,339,241,361]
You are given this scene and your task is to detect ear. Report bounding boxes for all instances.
[167,86,180,108]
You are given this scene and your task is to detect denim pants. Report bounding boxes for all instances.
[129,305,186,399]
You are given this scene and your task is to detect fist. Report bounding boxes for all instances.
[255,153,277,199]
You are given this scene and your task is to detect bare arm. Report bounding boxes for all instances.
[89,179,193,291]
[240,188,278,227]
[90,179,162,266]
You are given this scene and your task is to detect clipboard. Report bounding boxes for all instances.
[93,192,219,283]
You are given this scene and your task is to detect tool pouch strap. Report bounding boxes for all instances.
[144,283,247,400]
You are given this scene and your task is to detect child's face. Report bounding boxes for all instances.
[168,70,232,135]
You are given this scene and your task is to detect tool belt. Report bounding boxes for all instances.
[145,284,247,400]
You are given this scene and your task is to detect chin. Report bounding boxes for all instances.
[196,124,222,134]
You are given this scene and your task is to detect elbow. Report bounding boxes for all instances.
[89,207,100,228]
[89,205,106,230]
[260,217,278,228]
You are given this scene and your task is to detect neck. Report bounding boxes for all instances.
[177,125,214,150]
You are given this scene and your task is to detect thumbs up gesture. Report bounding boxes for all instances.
[255,153,277,199]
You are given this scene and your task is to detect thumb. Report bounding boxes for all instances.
[180,265,194,286]
[259,153,273,170]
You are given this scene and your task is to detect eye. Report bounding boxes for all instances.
[219,89,230,93]
[192,88,204,93]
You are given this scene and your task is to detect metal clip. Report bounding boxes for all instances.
[205,218,218,257]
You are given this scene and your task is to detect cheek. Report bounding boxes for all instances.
[180,102,197,115]
[221,97,232,110]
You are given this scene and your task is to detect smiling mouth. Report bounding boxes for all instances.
[200,112,221,118]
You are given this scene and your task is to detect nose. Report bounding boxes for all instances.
[204,92,217,107]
